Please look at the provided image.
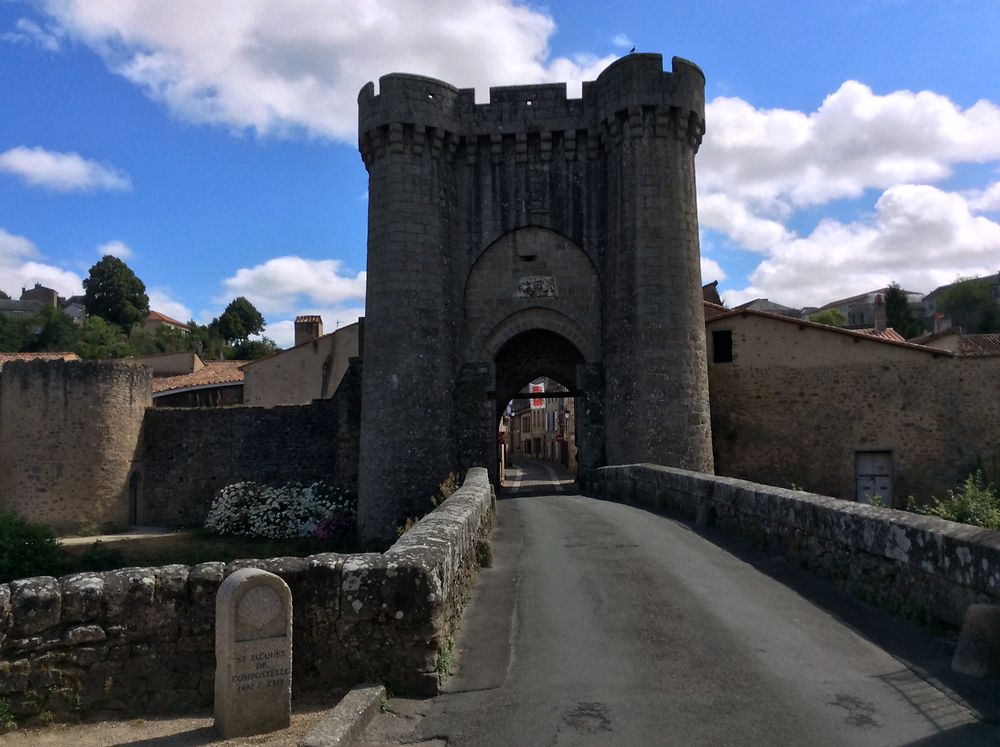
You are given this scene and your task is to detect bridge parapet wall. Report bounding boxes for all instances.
[0,469,494,725]
[590,464,1000,628]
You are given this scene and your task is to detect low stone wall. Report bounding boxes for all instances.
[140,361,361,526]
[589,464,1000,628]
[0,468,495,726]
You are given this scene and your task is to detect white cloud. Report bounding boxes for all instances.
[147,288,193,324]
[96,239,134,259]
[221,256,366,315]
[37,0,617,142]
[724,184,1000,307]
[698,193,790,253]
[0,146,131,192]
[700,82,1000,214]
[1,17,64,52]
[700,257,726,284]
[968,181,1000,213]
[0,227,84,298]
[612,34,633,50]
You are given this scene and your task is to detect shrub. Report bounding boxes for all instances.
[204,481,356,540]
[0,510,64,582]
[909,471,1000,530]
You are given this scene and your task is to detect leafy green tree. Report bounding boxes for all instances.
[228,336,280,360]
[884,282,925,338]
[935,276,1000,333]
[26,305,78,352]
[808,308,848,327]
[0,289,10,300]
[0,313,29,352]
[187,321,228,361]
[83,255,149,331]
[74,315,131,360]
[213,296,266,343]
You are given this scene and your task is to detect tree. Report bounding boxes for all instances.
[228,336,280,360]
[808,308,847,327]
[0,289,10,300]
[83,255,149,331]
[212,296,265,343]
[74,316,131,360]
[935,276,1000,333]
[27,305,78,352]
[884,282,925,339]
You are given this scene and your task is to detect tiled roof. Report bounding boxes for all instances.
[958,334,1000,356]
[152,360,247,394]
[855,328,906,342]
[705,306,950,356]
[147,310,191,329]
[0,352,81,368]
[295,315,323,323]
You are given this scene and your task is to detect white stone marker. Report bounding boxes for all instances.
[214,568,292,738]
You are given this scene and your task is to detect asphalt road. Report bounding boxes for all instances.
[361,458,1000,747]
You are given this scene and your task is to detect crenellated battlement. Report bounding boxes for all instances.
[358,54,705,165]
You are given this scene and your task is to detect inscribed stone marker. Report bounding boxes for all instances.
[214,568,292,738]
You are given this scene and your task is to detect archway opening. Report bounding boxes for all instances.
[493,329,585,486]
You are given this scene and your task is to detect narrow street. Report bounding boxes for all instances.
[360,458,1000,746]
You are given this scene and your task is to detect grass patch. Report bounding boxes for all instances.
[435,635,455,683]
[56,529,357,574]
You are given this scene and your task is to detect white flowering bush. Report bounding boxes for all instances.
[204,481,356,539]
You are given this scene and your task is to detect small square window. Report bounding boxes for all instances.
[712,330,733,363]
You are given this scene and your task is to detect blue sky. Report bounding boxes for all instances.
[1,0,998,346]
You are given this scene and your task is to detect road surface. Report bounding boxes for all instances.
[360,457,999,746]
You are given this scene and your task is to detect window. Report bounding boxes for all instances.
[712,330,733,363]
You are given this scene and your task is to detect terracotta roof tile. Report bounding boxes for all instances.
[152,360,247,394]
[146,310,190,329]
[958,334,1000,356]
[856,328,906,342]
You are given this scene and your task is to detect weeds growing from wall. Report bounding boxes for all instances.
[907,470,1000,530]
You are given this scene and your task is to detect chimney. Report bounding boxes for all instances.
[873,293,887,333]
[294,315,323,346]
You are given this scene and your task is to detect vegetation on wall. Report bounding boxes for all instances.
[908,470,1000,530]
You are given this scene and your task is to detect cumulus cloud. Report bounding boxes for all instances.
[96,239,134,259]
[723,184,1000,307]
[0,227,84,298]
[700,257,726,284]
[611,34,633,50]
[147,288,193,324]
[968,181,1000,213]
[36,0,617,142]
[221,256,366,315]
[1,17,64,52]
[0,146,131,192]
[700,82,1000,213]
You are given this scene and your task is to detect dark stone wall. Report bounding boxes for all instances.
[140,361,361,527]
[357,53,713,546]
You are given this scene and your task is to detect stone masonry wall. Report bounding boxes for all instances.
[0,468,495,726]
[709,355,1000,503]
[0,360,151,534]
[140,361,361,526]
[590,464,1000,628]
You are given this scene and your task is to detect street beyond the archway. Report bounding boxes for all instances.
[360,458,999,746]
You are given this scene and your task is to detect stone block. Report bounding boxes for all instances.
[8,577,61,636]
[214,568,292,739]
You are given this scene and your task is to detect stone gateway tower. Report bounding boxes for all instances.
[357,54,713,546]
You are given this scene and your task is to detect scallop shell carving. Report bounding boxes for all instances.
[238,586,283,632]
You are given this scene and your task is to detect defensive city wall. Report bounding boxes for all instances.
[0,470,493,725]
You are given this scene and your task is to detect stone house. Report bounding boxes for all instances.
[705,306,999,506]
[242,317,359,407]
[144,310,191,335]
[814,287,924,329]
